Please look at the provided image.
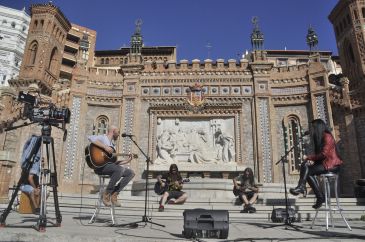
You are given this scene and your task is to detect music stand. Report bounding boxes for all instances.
[116,135,164,228]
[266,143,302,230]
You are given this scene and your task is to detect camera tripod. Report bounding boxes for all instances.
[0,123,62,232]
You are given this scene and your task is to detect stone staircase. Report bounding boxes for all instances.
[2,182,364,223]
[41,182,365,223]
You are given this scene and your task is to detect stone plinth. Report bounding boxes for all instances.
[148,163,244,179]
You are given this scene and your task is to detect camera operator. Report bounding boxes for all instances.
[19,134,41,215]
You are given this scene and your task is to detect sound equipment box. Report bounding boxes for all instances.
[271,208,296,223]
[182,209,229,239]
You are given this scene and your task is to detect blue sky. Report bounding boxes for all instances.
[2,0,339,60]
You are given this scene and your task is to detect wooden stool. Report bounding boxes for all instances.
[18,192,34,214]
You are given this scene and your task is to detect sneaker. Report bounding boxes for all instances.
[111,192,121,207]
[240,209,248,213]
[248,206,256,213]
[158,205,164,212]
[102,192,112,207]
[167,199,175,205]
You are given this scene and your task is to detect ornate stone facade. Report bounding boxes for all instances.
[0,2,360,197]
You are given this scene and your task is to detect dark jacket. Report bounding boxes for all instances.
[307,132,343,170]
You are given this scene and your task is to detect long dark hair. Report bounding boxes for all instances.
[310,118,343,158]
[243,167,254,185]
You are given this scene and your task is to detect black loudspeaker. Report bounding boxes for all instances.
[183,209,229,239]
[271,208,296,223]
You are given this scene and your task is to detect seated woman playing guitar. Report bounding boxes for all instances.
[233,167,259,213]
[157,164,188,212]
[88,125,135,207]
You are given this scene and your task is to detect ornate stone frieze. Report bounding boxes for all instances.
[64,96,81,179]
[140,77,252,84]
[258,98,272,183]
[86,88,123,97]
[271,86,308,95]
[315,94,329,123]
[122,98,135,154]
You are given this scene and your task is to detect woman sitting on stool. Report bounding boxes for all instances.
[289,119,343,209]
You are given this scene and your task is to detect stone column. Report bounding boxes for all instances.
[0,151,16,203]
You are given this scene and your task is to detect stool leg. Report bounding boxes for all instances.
[324,178,329,231]
[110,204,115,225]
[334,176,352,231]
[327,178,334,229]
[310,210,319,229]
[89,177,104,224]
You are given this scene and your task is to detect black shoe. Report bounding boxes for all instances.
[289,186,306,196]
[34,208,40,215]
[240,209,248,213]
[312,197,325,209]
[247,206,256,213]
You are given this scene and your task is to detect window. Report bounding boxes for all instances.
[48,47,59,74]
[28,41,38,65]
[11,22,15,28]
[105,58,109,65]
[283,116,304,174]
[95,116,109,135]
[354,10,359,20]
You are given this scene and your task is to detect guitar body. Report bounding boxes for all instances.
[154,181,167,195]
[233,186,241,196]
[85,143,116,169]
[154,178,190,195]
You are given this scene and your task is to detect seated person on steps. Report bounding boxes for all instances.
[20,135,41,215]
[88,125,135,207]
[157,164,188,212]
[233,167,259,213]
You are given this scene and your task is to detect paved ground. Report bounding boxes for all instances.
[0,209,364,242]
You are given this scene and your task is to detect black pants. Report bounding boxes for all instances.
[298,162,340,199]
[95,163,135,194]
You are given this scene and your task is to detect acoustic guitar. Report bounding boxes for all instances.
[154,178,190,195]
[85,143,137,169]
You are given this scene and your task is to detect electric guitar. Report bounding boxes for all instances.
[154,178,190,195]
[85,143,137,169]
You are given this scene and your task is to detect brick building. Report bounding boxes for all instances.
[0,2,362,199]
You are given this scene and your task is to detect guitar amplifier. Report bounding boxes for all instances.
[183,209,229,239]
[271,208,296,223]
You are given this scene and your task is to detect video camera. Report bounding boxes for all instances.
[18,91,70,126]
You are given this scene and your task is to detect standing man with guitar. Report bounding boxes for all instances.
[156,164,188,212]
[88,125,135,207]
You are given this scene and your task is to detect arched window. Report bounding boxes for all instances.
[283,116,304,174]
[28,41,38,65]
[105,58,109,65]
[95,116,109,135]
[48,47,59,74]
[101,58,104,64]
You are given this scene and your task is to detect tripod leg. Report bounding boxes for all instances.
[0,171,29,226]
[1,136,41,227]
[50,139,62,226]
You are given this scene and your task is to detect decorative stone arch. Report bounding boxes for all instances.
[283,114,305,174]
[342,38,355,68]
[48,47,59,74]
[27,40,38,65]
[94,115,109,135]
